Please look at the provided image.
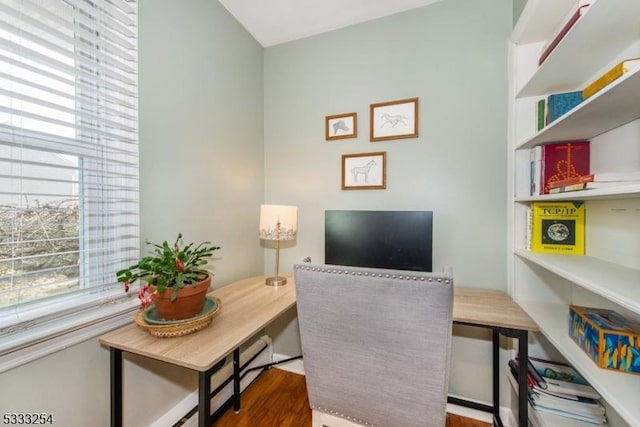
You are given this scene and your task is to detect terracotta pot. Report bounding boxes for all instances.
[153,274,211,321]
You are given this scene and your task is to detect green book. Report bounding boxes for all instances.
[536,98,546,131]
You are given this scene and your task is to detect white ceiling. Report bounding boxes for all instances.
[218,0,443,47]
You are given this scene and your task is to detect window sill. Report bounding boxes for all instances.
[0,297,139,373]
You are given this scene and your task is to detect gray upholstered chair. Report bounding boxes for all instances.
[294,264,454,427]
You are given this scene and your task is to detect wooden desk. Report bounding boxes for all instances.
[100,278,537,427]
[452,288,538,427]
[99,275,296,427]
[454,288,538,332]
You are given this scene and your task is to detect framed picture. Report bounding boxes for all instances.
[370,97,418,141]
[341,151,386,190]
[326,112,357,140]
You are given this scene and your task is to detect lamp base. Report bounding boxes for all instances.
[265,276,287,286]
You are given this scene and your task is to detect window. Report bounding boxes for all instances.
[0,0,138,370]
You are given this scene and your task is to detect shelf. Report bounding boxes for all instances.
[516,67,640,149]
[510,1,640,425]
[517,0,640,97]
[514,184,640,202]
[516,300,640,427]
[515,250,640,316]
[511,0,575,45]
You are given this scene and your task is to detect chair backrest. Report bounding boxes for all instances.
[294,263,454,427]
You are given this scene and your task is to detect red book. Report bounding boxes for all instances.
[539,4,591,66]
[542,141,590,194]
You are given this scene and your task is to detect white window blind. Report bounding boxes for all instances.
[0,0,138,370]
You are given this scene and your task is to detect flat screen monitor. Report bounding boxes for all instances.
[324,210,433,272]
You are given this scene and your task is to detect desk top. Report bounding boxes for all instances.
[453,287,538,332]
[99,275,296,372]
[99,277,537,372]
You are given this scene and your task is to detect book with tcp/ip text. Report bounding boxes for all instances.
[530,201,585,255]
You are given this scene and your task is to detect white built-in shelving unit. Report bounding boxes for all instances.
[509,0,640,426]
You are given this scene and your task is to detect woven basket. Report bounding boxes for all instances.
[134,297,222,338]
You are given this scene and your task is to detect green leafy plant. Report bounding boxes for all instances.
[116,233,220,302]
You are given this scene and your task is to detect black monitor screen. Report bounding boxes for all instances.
[324,210,433,272]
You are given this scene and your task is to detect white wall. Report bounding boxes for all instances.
[262,0,513,404]
[0,1,265,425]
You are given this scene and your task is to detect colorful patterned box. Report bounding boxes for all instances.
[569,305,640,375]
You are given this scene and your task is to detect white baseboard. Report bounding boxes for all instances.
[273,352,305,375]
[447,395,516,426]
[150,335,273,427]
[446,403,494,424]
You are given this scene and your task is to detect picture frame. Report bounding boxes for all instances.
[341,151,386,190]
[369,97,418,141]
[326,112,357,140]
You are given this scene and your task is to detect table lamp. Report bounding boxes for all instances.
[259,204,298,286]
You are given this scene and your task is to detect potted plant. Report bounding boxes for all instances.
[116,233,220,320]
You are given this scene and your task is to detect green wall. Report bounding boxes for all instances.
[139,0,265,286]
[0,0,516,423]
[0,1,264,426]
[263,0,512,402]
[513,0,527,26]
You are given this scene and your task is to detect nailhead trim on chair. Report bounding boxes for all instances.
[293,264,451,285]
[312,405,378,427]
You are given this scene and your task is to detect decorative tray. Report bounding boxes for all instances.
[134,296,221,338]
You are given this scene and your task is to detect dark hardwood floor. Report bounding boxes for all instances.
[214,368,491,427]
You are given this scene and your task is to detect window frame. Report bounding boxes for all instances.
[0,0,139,372]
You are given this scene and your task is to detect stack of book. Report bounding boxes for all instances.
[508,357,606,426]
[548,171,640,193]
[529,141,590,195]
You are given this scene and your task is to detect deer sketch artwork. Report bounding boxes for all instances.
[332,119,350,135]
[351,159,376,183]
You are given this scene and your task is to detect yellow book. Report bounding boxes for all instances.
[531,201,585,255]
[583,58,640,99]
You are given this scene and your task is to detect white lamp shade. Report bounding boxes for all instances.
[259,205,298,241]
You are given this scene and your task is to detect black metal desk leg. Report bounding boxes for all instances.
[517,331,529,427]
[199,370,211,427]
[110,348,123,427]
[492,328,500,423]
[233,348,241,413]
